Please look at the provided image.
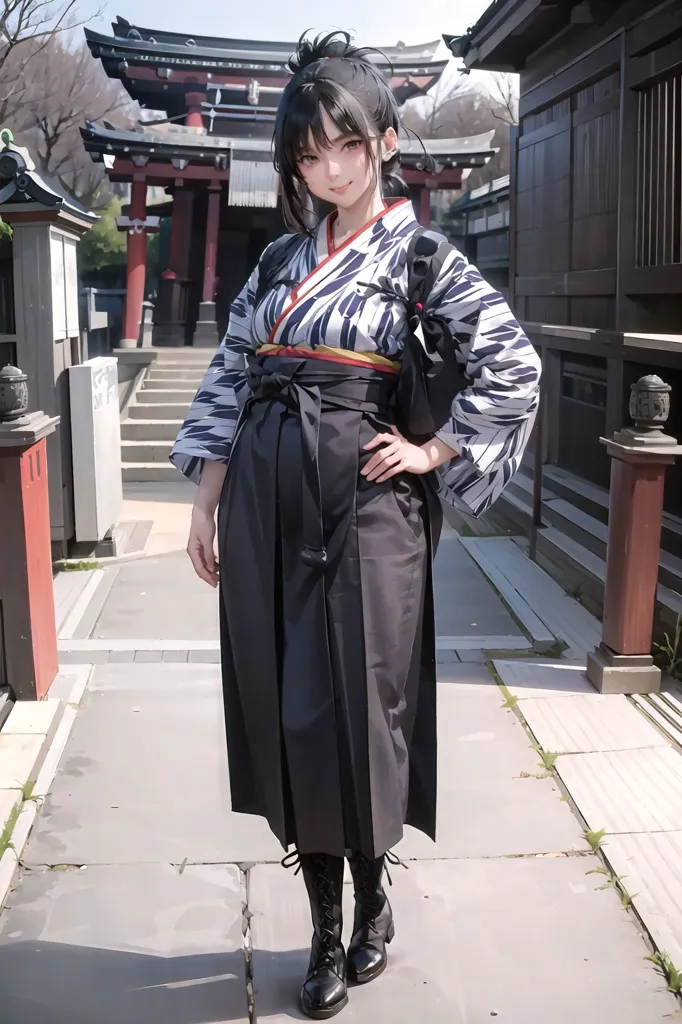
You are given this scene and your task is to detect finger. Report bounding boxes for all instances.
[188,541,218,587]
[377,460,406,482]
[390,424,406,440]
[363,433,394,451]
[366,451,403,481]
[361,441,401,476]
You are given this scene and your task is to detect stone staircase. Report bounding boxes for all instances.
[121,348,212,482]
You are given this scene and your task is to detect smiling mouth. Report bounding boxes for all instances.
[330,183,351,193]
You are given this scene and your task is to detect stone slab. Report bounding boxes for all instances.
[249,858,677,1023]
[394,683,586,859]
[433,532,523,640]
[90,551,220,641]
[0,864,249,1024]
[556,746,682,834]
[494,659,595,699]
[520,693,667,754]
[0,735,46,789]
[23,664,282,867]
[604,831,682,967]
[2,699,61,736]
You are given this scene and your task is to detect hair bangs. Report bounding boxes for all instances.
[273,30,410,235]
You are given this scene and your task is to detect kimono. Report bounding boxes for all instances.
[171,196,541,859]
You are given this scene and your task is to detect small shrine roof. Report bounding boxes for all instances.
[81,121,496,172]
[0,140,97,224]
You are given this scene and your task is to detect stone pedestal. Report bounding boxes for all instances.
[192,301,220,348]
[0,412,60,699]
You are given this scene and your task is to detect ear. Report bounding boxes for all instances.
[381,127,399,161]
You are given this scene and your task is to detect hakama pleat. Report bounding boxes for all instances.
[218,356,440,858]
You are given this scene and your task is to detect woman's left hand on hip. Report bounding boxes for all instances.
[361,425,432,483]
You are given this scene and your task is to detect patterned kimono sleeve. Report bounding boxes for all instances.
[169,260,262,484]
[423,248,542,517]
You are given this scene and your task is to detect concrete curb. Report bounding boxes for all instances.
[0,665,93,912]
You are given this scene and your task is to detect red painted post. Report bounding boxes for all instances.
[122,178,148,345]
[0,414,60,700]
[586,375,682,694]
[168,187,194,277]
[202,183,221,303]
[186,91,207,129]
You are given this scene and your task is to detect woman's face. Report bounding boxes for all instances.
[296,106,397,209]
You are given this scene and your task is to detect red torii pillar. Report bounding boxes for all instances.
[193,182,222,347]
[121,177,150,348]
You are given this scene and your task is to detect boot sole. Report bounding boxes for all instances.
[300,993,349,1019]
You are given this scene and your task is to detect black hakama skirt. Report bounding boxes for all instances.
[217,354,441,859]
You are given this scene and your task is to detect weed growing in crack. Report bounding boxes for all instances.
[645,952,682,995]
[584,827,607,852]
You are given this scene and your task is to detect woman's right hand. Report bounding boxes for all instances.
[187,505,219,588]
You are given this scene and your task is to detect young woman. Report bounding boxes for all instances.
[171,31,541,1020]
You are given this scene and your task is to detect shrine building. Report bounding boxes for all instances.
[82,18,496,348]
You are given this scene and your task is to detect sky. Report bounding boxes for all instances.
[77,0,493,55]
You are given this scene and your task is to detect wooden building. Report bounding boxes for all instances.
[447,1,682,597]
[82,18,497,349]
[447,174,510,296]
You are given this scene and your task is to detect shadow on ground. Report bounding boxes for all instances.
[0,941,313,1023]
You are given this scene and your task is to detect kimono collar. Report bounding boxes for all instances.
[317,197,417,262]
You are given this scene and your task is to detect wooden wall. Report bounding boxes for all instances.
[510,1,682,335]
[0,236,14,336]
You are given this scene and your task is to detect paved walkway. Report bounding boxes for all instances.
[0,484,679,1022]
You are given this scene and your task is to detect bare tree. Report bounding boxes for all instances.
[402,69,474,139]
[485,72,519,126]
[15,37,134,206]
[0,0,81,122]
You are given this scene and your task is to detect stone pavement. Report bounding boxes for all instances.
[0,484,679,1022]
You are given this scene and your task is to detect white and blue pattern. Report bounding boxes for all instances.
[170,198,541,516]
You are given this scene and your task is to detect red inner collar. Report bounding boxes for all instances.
[326,198,395,254]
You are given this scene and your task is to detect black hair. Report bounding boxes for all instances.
[273,30,409,236]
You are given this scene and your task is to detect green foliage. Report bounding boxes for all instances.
[78,198,127,273]
[653,614,682,679]
[0,219,12,240]
[584,827,607,852]
[0,804,20,858]
[53,560,99,572]
[537,748,559,771]
[645,951,682,994]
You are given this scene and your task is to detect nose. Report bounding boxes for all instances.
[325,157,341,181]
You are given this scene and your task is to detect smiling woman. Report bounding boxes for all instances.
[170,27,541,1021]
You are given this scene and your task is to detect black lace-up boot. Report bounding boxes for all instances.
[297,852,348,1019]
[347,851,396,984]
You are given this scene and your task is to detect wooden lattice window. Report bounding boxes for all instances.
[636,68,682,268]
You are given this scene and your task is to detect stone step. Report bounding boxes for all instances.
[122,462,181,482]
[136,388,196,404]
[121,440,174,463]
[128,403,189,420]
[153,355,213,366]
[121,419,184,441]
[144,373,204,386]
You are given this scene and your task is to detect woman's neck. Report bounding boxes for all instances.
[332,187,386,247]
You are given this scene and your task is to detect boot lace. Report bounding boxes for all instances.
[282,851,339,974]
[353,849,408,932]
